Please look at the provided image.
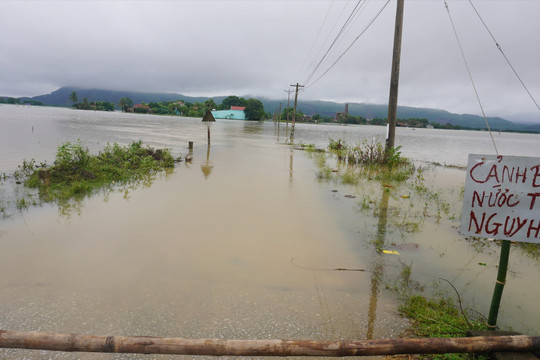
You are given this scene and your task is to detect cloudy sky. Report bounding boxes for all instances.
[1,0,539,122]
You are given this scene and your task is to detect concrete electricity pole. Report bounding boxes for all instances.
[386,0,404,153]
[277,102,282,131]
[284,89,293,133]
[289,83,304,142]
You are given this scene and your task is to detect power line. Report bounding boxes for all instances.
[301,1,352,83]
[444,0,499,155]
[303,0,365,86]
[305,0,391,89]
[299,0,335,79]
[468,0,540,114]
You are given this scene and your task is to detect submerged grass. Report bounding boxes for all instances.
[389,262,489,360]
[314,138,494,359]
[398,294,489,360]
[328,138,415,183]
[22,140,175,204]
[399,295,488,338]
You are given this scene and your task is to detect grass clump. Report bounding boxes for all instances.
[328,138,414,183]
[399,294,488,360]
[400,295,487,337]
[24,140,175,203]
[295,143,323,152]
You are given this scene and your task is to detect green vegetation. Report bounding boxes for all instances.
[115,95,266,120]
[399,294,488,360]
[8,86,540,132]
[21,141,175,204]
[73,97,115,111]
[119,97,134,112]
[112,95,266,120]
[325,138,415,182]
[0,96,43,106]
[400,295,488,339]
[69,90,78,106]
[309,139,492,360]
[284,111,463,130]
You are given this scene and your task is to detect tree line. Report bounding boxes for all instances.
[277,109,463,130]
[0,97,43,106]
[68,91,267,120]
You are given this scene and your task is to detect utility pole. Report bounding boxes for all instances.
[284,89,293,134]
[289,83,304,142]
[385,0,404,153]
[277,102,282,131]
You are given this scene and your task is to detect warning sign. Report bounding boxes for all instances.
[460,154,540,243]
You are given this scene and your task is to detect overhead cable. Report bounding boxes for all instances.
[305,0,391,89]
[303,0,365,86]
[468,0,540,114]
[444,0,499,155]
[299,0,335,80]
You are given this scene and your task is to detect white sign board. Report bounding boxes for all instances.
[460,154,540,243]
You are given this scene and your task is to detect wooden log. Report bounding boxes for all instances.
[1,331,540,356]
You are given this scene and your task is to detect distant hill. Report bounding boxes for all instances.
[19,87,536,132]
[21,87,223,108]
[258,98,529,132]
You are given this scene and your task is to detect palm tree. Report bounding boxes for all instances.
[81,97,89,110]
[118,97,133,112]
[69,91,78,107]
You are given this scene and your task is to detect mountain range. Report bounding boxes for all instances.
[18,87,540,133]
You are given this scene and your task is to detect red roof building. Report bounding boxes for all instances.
[230,106,245,111]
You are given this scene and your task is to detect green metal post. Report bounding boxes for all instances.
[487,240,511,329]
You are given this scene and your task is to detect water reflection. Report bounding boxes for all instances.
[366,185,391,339]
[289,147,294,186]
[4,105,540,352]
[200,144,214,180]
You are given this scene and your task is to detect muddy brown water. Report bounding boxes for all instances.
[1,105,540,359]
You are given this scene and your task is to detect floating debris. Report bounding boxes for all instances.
[395,243,419,250]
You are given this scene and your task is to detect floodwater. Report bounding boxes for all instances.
[0,105,539,359]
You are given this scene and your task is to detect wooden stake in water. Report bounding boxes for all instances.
[487,240,511,329]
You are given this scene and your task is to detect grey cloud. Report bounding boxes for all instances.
[1,0,538,121]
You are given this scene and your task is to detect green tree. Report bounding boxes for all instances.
[69,91,78,106]
[340,115,367,125]
[370,118,387,126]
[118,97,133,112]
[402,118,429,128]
[281,107,304,121]
[148,102,170,115]
[179,101,192,116]
[203,99,217,112]
[133,103,150,114]
[244,98,265,120]
[95,101,114,111]
[220,95,246,110]
[80,97,90,110]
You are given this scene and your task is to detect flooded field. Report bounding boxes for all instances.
[1,105,540,358]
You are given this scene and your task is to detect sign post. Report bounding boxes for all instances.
[461,154,540,329]
[202,110,216,145]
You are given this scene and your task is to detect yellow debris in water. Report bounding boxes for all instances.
[382,250,400,255]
